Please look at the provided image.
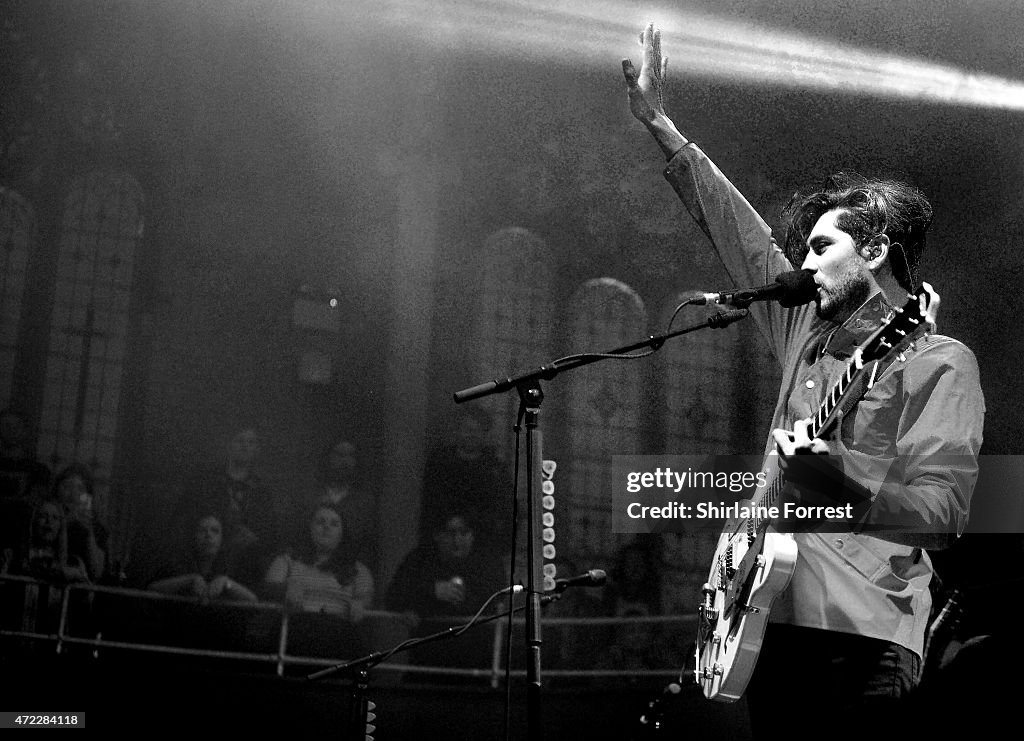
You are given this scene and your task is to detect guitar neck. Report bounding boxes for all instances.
[812,304,927,438]
[808,361,857,439]
[748,358,861,518]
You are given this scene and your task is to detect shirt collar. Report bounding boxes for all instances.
[819,291,895,359]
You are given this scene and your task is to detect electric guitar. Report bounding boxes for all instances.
[694,283,940,702]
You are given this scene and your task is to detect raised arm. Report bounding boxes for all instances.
[622,24,803,361]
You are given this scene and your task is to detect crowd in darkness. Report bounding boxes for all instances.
[0,404,677,682]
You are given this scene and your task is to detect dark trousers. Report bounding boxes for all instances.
[745,624,919,741]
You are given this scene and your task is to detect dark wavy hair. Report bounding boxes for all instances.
[782,172,933,292]
[294,501,360,585]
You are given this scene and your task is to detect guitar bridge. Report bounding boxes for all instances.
[701,605,719,626]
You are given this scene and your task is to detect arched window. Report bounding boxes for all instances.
[470,227,554,448]
[563,278,648,563]
[37,172,144,504]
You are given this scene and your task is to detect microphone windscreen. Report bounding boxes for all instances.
[776,269,818,308]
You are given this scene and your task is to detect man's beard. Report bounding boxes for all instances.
[815,272,872,322]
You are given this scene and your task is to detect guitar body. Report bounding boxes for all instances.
[695,455,798,701]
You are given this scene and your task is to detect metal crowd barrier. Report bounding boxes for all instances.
[0,574,696,685]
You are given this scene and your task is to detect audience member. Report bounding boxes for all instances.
[303,438,376,568]
[140,510,258,655]
[147,510,257,603]
[419,407,513,554]
[1,499,89,635]
[3,499,89,583]
[50,463,109,583]
[177,426,282,588]
[386,510,506,676]
[264,502,373,659]
[0,407,51,555]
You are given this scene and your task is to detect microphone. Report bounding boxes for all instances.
[552,569,607,593]
[695,269,817,309]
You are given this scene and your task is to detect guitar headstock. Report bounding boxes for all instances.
[859,283,941,364]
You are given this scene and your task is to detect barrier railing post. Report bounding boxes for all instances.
[276,610,290,677]
[55,583,70,655]
[490,614,506,689]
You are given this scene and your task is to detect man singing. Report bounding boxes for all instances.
[621,23,984,738]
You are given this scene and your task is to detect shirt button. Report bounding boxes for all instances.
[834,538,844,549]
[805,379,815,389]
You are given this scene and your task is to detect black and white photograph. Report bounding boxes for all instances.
[1,1,1022,737]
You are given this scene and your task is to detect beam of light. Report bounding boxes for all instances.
[320,0,1024,111]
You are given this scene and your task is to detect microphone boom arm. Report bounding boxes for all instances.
[453,310,749,404]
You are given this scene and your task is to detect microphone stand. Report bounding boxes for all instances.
[520,380,544,741]
[452,308,749,741]
[305,591,565,737]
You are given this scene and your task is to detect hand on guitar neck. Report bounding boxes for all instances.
[772,419,872,530]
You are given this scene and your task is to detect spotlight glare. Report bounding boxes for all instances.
[358,0,1024,111]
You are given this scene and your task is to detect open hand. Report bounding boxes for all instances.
[622,23,669,123]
